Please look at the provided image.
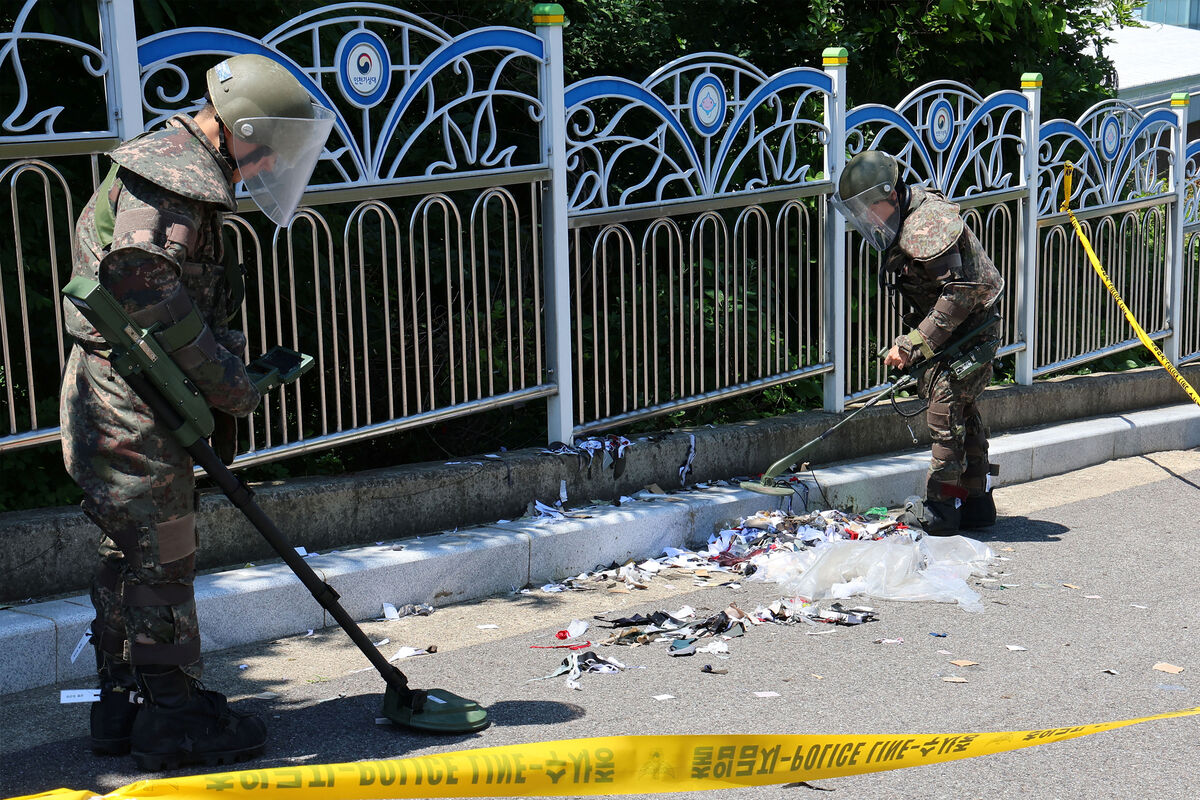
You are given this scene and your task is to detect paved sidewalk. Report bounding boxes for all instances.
[2,445,1199,798]
[3,402,1197,698]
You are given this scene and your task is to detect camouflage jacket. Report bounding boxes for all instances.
[885,185,1004,363]
[63,114,260,417]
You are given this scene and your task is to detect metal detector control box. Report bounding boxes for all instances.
[63,276,215,447]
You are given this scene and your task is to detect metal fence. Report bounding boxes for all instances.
[2,0,1200,469]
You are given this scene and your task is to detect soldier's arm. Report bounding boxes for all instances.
[99,172,261,417]
[894,244,996,364]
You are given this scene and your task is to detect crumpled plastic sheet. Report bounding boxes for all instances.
[749,533,995,612]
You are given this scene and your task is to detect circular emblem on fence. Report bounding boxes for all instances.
[928,99,954,151]
[336,30,390,108]
[1101,115,1121,160]
[689,75,726,138]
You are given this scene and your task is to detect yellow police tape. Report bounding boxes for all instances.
[9,706,1200,800]
[1060,162,1200,409]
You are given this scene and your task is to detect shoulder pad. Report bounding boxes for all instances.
[109,123,235,211]
[899,190,963,260]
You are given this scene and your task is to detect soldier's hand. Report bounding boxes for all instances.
[884,344,910,370]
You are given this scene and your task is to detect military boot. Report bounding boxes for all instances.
[130,665,267,771]
[960,463,999,529]
[898,481,965,536]
[90,646,140,755]
[960,491,996,529]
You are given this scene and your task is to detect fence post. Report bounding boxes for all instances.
[822,47,848,413]
[533,3,574,444]
[1165,92,1189,366]
[98,0,145,140]
[1016,72,1041,386]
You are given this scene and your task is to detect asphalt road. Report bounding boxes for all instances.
[3,450,1199,799]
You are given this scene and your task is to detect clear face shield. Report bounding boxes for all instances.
[830,181,901,252]
[228,103,335,226]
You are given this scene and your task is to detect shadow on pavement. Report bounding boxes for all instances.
[486,699,585,727]
[974,515,1070,543]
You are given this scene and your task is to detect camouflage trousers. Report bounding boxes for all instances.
[60,344,202,679]
[917,360,993,501]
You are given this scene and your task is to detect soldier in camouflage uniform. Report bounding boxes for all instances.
[60,54,333,770]
[833,151,1004,534]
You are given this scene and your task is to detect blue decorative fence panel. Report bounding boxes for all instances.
[843,81,1030,398]
[563,54,835,431]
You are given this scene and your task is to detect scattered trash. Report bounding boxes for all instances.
[949,659,979,667]
[653,694,675,701]
[477,624,500,630]
[556,619,589,640]
[930,632,949,638]
[251,691,279,700]
[1063,583,1081,589]
[873,637,904,644]
[1102,669,1119,675]
[238,664,248,670]
[1006,645,1027,651]
[388,646,430,661]
[701,665,728,675]
[942,676,968,683]
[1131,604,1149,609]
[753,691,780,698]
[528,650,632,690]
[1153,663,1184,675]
[1156,684,1187,691]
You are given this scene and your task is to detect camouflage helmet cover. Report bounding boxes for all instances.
[832,150,904,251]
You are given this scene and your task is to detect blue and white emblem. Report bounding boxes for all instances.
[689,75,726,138]
[336,30,390,108]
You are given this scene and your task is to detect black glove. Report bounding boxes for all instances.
[211,410,238,466]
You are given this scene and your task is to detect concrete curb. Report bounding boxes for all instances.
[3,403,1198,695]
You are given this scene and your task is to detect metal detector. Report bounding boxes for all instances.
[63,276,489,734]
[741,314,1001,497]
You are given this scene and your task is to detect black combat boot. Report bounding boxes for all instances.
[91,681,140,755]
[898,481,965,536]
[960,463,999,529]
[90,644,140,755]
[130,665,267,771]
[960,491,996,529]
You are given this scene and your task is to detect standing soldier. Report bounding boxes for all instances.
[60,54,333,770]
[832,151,1003,535]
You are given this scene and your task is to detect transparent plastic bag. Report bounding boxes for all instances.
[750,534,995,612]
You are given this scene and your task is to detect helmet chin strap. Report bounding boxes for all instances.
[215,119,238,174]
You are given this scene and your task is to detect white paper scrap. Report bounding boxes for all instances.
[372,639,390,647]
[60,689,101,704]
[70,629,92,664]
[389,646,428,661]
[754,691,781,698]
[477,624,500,630]
[653,694,675,701]
[382,603,400,621]
[1005,645,1027,651]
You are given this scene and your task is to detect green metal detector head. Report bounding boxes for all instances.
[739,477,798,496]
[383,686,490,733]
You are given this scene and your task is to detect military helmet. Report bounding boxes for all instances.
[206,54,317,139]
[204,54,335,226]
[831,151,905,251]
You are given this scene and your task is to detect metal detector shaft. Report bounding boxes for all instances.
[122,369,413,703]
[759,373,915,483]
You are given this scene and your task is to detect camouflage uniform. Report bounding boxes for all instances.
[885,185,1004,503]
[60,114,260,682]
